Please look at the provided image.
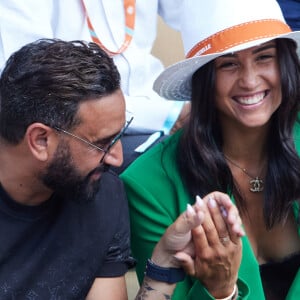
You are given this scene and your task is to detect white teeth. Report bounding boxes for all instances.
[235,92,265,105]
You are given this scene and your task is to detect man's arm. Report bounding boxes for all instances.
[86,276,128,300]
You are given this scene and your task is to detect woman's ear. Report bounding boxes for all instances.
[25,123,56,162]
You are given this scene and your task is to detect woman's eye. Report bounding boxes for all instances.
[257,54,275,62]
[217,61,237,70]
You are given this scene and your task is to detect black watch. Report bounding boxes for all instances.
[145,259,186,284]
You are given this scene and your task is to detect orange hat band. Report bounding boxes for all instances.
[186,19,291,58]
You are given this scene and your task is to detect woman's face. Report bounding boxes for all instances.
[214,41,281,129]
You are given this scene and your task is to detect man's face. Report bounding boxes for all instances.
[41,89,126,202]
[41,139,108,202]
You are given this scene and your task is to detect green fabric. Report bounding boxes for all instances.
[121,128,300,299]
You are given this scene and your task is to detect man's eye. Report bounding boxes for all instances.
[95,139,111,149]
[94,143,107,149]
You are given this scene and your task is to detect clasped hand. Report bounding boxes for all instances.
[152,191,244,298]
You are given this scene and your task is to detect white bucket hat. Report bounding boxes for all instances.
[153,0,300,101]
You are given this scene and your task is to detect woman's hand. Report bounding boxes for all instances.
[177,192,243,298]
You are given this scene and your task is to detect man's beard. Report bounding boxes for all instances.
[41,141,109,203]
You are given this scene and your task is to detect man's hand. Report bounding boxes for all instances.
[151,199,204,268]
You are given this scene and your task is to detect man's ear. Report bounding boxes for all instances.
[25,123,56,162]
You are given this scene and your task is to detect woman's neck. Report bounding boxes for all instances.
[221,122,269,162]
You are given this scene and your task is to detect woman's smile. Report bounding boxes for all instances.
[232,90,269,106]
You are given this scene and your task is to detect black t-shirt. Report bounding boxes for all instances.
[0,171,135,299]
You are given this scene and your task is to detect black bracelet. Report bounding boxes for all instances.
[145,259,186,284]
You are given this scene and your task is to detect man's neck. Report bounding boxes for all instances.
[0,173,53,206]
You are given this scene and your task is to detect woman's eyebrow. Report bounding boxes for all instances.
[252,43,276,54]
[219,43,276,58]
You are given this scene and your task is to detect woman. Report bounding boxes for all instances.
[121,0,300,299]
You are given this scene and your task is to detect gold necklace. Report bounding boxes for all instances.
[225,156,264,193]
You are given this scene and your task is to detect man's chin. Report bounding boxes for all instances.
[68,180,100,203]
[89,164,110,182]
[90,171,102,182]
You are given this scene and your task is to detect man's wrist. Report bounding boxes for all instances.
[145,259,186,284]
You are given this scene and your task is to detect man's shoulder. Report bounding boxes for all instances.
[95,170,126,204]
[100,170,123,186]
[98,171,130,213]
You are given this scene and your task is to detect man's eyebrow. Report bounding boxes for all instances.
[93,134,115,145]
[93,128,122,144]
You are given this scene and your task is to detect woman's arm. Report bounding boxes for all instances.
[135,192,244,299]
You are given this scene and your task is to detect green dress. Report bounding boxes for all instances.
[121,129,300,299]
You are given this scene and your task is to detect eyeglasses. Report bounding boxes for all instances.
[53,116,133,162]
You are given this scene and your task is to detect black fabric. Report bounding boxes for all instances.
[277,0,300,30]
[0,171,135,299]
[260,251,300,300]
[112,131,166,174]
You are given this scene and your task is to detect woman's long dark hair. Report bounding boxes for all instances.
[177,38,300,228]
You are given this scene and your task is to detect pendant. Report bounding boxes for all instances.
[249,177,264,192]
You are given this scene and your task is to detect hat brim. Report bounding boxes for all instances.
[153,32,300,101]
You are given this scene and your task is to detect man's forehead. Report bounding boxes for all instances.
[76,91,126,133]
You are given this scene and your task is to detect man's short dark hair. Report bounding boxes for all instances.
[0,39,121,144]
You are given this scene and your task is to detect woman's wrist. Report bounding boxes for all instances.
[215,284,238,300]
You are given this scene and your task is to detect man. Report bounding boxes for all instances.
[0,0,189,173]
[0,39,135,299]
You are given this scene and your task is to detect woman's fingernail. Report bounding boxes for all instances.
[239,226,246,236]
[195,195,204,207]
[208,196,217,208]
[233,223,245,236]
[220,205,228,218]
[186,203,195,217]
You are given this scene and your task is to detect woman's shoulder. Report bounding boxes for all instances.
[120,130,181,181]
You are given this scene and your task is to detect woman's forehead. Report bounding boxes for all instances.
[218,41,277,59]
